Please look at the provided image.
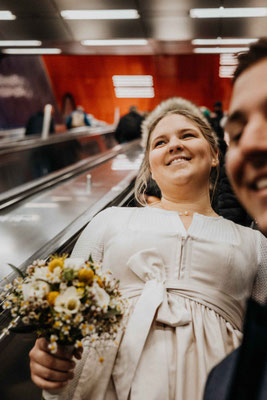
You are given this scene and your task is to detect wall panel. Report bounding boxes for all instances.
[43,54,233,124]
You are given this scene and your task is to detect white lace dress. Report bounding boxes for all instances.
[43,206,267,400]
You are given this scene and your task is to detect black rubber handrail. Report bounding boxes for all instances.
[0,140,140,211]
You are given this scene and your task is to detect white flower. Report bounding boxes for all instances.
[50,334,58,342]
[73,314,83,324]
[48,341,58,354]
[54,286,81,314]
[22,316,30,324]
[22,281,50,300]
[3,300,12,309]
[32,266,50,280]
[64,258,85,271]
[60,282,68,291]
[62,325,70,335]
[94,285,110,309]
[75,340,83,349]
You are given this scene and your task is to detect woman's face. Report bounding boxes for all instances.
[148,113,216,193]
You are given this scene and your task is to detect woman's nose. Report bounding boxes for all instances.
[168,138,183,152]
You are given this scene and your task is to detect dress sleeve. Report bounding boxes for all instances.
[251,232,267,304]
[71,207,113,263]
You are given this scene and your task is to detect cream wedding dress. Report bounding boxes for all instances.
[43,206,267,400]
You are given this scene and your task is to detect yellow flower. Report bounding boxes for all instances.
[75,340,83,349]
[46,291,60,306]
[99,357,104,363]
[96,276,104,288]
[48,257,65,272]
[53,321,62,329]
[77,288,84,297]
[78,268,94,283]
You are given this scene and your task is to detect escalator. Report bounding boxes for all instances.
[0,138,143,400]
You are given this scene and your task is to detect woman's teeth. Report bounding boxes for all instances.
[170,158,188,165]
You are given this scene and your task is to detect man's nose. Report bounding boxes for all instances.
[239,114,267,159]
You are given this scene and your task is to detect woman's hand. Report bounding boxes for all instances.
[29,338,82,390]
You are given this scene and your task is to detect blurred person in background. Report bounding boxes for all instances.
[66,105,91,130]
[210,101,225,139]
[115,105,144,143]
[25,105,55,136]
[61,92,76,122]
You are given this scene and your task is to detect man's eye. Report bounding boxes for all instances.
[229,131,242,144]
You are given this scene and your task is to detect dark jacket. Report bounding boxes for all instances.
[25,111,55,136]
[115,111,144,143]
[204,299,267,400]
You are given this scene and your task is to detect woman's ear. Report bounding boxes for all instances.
[211,150,219,167]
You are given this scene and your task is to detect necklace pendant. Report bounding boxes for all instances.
[178,211,189,216]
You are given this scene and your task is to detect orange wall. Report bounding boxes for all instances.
[43,54,233,124]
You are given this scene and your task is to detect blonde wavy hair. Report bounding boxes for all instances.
[134,97,219,206]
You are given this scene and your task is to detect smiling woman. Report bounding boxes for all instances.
[29,97,267,400]
[135,97,219,225]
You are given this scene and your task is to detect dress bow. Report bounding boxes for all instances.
[112,248,191,400]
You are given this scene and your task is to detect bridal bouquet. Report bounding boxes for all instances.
[1,255,126,355]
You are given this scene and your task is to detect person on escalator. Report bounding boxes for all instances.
[25,106,55,136]
[66,106,91,129]
[114,105,144,143]
[29,97,267,400]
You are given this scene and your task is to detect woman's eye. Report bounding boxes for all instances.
[182,133,195,139]
[154,140,166,147]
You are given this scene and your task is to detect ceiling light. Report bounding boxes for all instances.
[0,40,42,46]
[220,54,238,65]
[81,39,148,46]
[61,9,139,20]
[192,38,257,45]
[2,48,62,55]
[0,11,16,20]
[190,7,267,18]
[219,65,237,78]
[112,75,153,87]
[193,47,249,54]
[115,87,155,98]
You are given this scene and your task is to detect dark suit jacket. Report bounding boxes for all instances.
[204,299,267,400]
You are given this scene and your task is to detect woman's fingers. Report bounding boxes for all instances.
[73,347,83,360]
[30,360,74,383]
[31,373,68,391]
[29,338,76,390]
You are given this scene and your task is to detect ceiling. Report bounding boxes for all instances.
[0,0,267,55]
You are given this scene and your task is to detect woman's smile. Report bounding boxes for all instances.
[167,156,191,166]
[149,113,214,192]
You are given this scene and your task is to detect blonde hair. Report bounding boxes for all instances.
[135,97,219,206]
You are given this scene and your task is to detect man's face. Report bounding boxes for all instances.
[226,58,267,234]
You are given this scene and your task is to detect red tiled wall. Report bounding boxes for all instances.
[43,54,233,124]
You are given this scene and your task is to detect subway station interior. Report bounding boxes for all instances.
[0,1,267,400]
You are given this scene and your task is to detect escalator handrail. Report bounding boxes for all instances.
[0,140,141,210]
